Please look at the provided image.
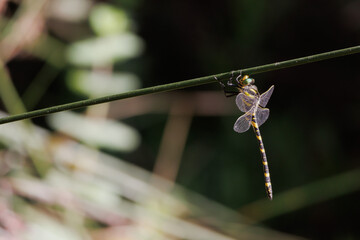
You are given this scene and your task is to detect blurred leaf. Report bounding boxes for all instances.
[47,170,122,208]
[90,3,130,36]
[66,70,141,98]
[47,112,140,152]
[21,206,82,240]
[66,33,144,67]
[48,0,92,22]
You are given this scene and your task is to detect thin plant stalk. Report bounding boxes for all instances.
[0,45,360,125]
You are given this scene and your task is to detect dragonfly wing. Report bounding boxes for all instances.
[236,93,256,113]
[234,111,253,133]
[259,85,274,107]
[255,107,270,127]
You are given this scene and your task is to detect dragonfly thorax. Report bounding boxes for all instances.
[240,84,259,99]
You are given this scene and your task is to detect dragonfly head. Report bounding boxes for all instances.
[239,75,255,86]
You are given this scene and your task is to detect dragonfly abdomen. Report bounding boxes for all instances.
[251,114,273,200]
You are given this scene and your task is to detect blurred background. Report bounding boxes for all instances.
[0,0,359,239]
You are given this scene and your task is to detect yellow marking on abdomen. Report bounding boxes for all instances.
[251,113,273,199]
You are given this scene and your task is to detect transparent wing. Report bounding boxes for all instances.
[259,85,274,107]
[255,107,270,127]
[236,93,256,113]
[233,110,253,133]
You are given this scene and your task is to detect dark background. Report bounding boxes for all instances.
[138,1,360,239]
[138,1,360,237]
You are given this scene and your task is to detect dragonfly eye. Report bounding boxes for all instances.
[241,76,255,86]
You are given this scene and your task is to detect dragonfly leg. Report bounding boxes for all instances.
[235,70,243,85]
[226,71,239,87]
[214,71,239,88]
[214,76,238,97]
[215,71,241,97]
[214,75,225,88]
[228,70,235,85]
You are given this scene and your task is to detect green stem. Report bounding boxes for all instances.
[1,45,360,125]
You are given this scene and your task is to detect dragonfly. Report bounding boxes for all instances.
[215,72,275,200]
